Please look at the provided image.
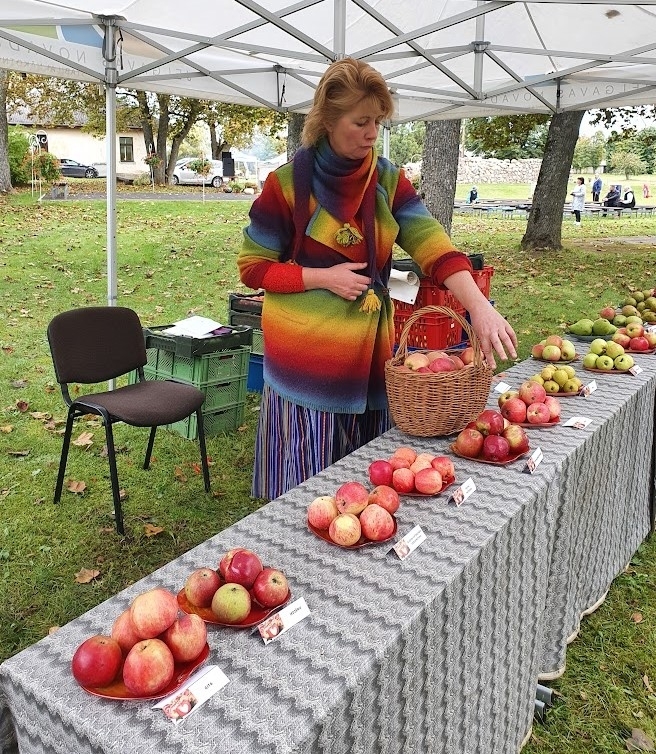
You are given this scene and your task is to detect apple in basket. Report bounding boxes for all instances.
[71,635,123,688]
[122,638,175,696]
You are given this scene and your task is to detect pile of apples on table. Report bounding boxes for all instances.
[399,346,475,373]
[307,481,400,547]
[531,335,577,362]
[72,587,208,697]
[497,381,562,425]
[453,408,530,462]
[368,446,456,495]
[581,339,636,372]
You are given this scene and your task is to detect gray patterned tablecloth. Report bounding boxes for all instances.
[1,352,654,754]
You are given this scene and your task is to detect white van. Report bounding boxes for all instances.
[172,158,223,187]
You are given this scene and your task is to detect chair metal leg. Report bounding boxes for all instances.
[144,426,157,470]
[195,409,211,492]
[104,421,125,535]
[54,409,76,504]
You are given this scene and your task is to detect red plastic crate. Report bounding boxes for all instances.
[393,306,466,349]
[407,265,495,310]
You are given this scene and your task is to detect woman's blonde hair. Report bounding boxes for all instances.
[302,58,394,148]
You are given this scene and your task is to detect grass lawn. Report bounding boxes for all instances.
[1,184,656,752]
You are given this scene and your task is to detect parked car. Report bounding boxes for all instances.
[58,159,103,179]
[172,158,223,187]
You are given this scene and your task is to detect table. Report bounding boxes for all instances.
[1,353,654,754]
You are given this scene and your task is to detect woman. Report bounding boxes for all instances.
[570,177,586,226]
[238,58,517,501]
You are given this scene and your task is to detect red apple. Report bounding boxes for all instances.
[122,638,175,696]
[211,583,252,623]
[531,343,544,359]
[626,322,645,339]
[183,567,221,609]
[367,485,400,514]
[409,457,433,474]
[518,380,547,406]
[475,409,505,436]
[252,567,289,608]
[414,467,443,495]
[391,446,417,464]
[130,588,179,639]
[428,356,456,373]
[599,306,616,321]
[111,610,143,655]
[359,504,395,541]
[526,402,551,424]
[392,467,415,493]
[500,397,527,424]
[307,495,339,530]
[545,334,563,348]
[426,350,448,361]
[388,455,411,471]
[645,331,656,348]
[630,336,650,352]
[543,395,562,421]
[612,332,631,349]
[482,435,510,462]
[328,513,362,546]
[498,389,520,409]
[449,355,465,370]
[160,613,207,663]
[368,459,394,487]
[335,481,370,515]
[219,549,263,589]
[460,346,475,365]
[431,455,455,481]
[71,635,123,688]
[454,428,485,458]
[416,366,432,373]
[502,424,530,454]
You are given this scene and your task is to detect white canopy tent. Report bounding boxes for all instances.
[2,0,656,304]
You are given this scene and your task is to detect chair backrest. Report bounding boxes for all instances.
[47,306,147,385]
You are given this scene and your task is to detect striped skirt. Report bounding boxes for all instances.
[251,384,392,501]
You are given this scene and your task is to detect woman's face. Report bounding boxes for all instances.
[327,100,382,160]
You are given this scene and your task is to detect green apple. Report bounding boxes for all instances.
[633,291,645,303]
[626,315,644,325]
[563,378,582,393]
[541,344,562,361]
[614,354,635,371]
[605,341,625,359]
[589,338,608,355]
[583,352,599,368]
[612,314,627,327]
[543,380,561,394]
[595,354,614,371]
[560,340,577,360]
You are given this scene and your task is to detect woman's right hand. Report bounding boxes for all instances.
[302,262,371,301]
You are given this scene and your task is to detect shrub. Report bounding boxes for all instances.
[8,127,31,185]
[133,172,154,186]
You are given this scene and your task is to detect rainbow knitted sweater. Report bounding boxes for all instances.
[238,146,471,414]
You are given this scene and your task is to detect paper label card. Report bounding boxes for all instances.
[564,416,592,429]
[258,597,310,644]
[494,381,512,394]
[450,477,476,507]
[580,380,597,397]
[153,665,229,724]
[392,524,426,560]
[524,447,543,474]
[630,364,643,375]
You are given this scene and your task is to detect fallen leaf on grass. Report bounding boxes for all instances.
[1,425,13,433]
[644,675,654,694]
[67,480,86,494]
[15,400,29,412]
[144,523,164,537]
[11,379,28,388]
[48,626,60,635]
[632,612,644,623]
[30,412,52,421]
[73,431,94,448]
[8,450,29,457]
[1,346,14,354]
[174,467,187,482]
[74,568,100,584]
[626,728,654,751]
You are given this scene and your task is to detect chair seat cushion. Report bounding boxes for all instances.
[75,380,206,426]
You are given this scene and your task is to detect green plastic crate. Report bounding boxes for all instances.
[144,345,250,383]
[251,329,264,356]
[142,369,247,412]
[167,402,245,439]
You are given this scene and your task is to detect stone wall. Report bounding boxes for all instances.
[456,156,542,184]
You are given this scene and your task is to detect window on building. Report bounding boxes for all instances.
[119,137,134,163]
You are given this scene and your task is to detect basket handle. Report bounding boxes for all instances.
[393,305,487,367]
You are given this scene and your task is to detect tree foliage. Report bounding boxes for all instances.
[572,132,606,171]
[386,122,426,166]
[465,114,550,159]
[609,146,646,179]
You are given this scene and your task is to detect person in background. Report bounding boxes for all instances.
[592,174,602,202]
[602,184,621,215]
[643,183,650,199]
[238,57,517,501]
[570,177,586,226]
[619,185,636,209]
[468,185,478,204]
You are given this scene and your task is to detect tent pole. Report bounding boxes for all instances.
[103,18,118,308]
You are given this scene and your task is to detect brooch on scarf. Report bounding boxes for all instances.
[335,223,363,247]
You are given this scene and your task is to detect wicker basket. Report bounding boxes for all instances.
[385,305,493,437]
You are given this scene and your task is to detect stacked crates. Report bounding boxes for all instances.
[133,325,252,439]
[228,292,265,392]
[392,256,494,349]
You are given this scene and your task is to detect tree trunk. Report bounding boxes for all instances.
[153,94,170,185]
[167,100,203,180]
[521,110,586,251]
[137,90,156,179]
[420,120,461,235]
[0,70,12,194]
[287,113,305,159]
